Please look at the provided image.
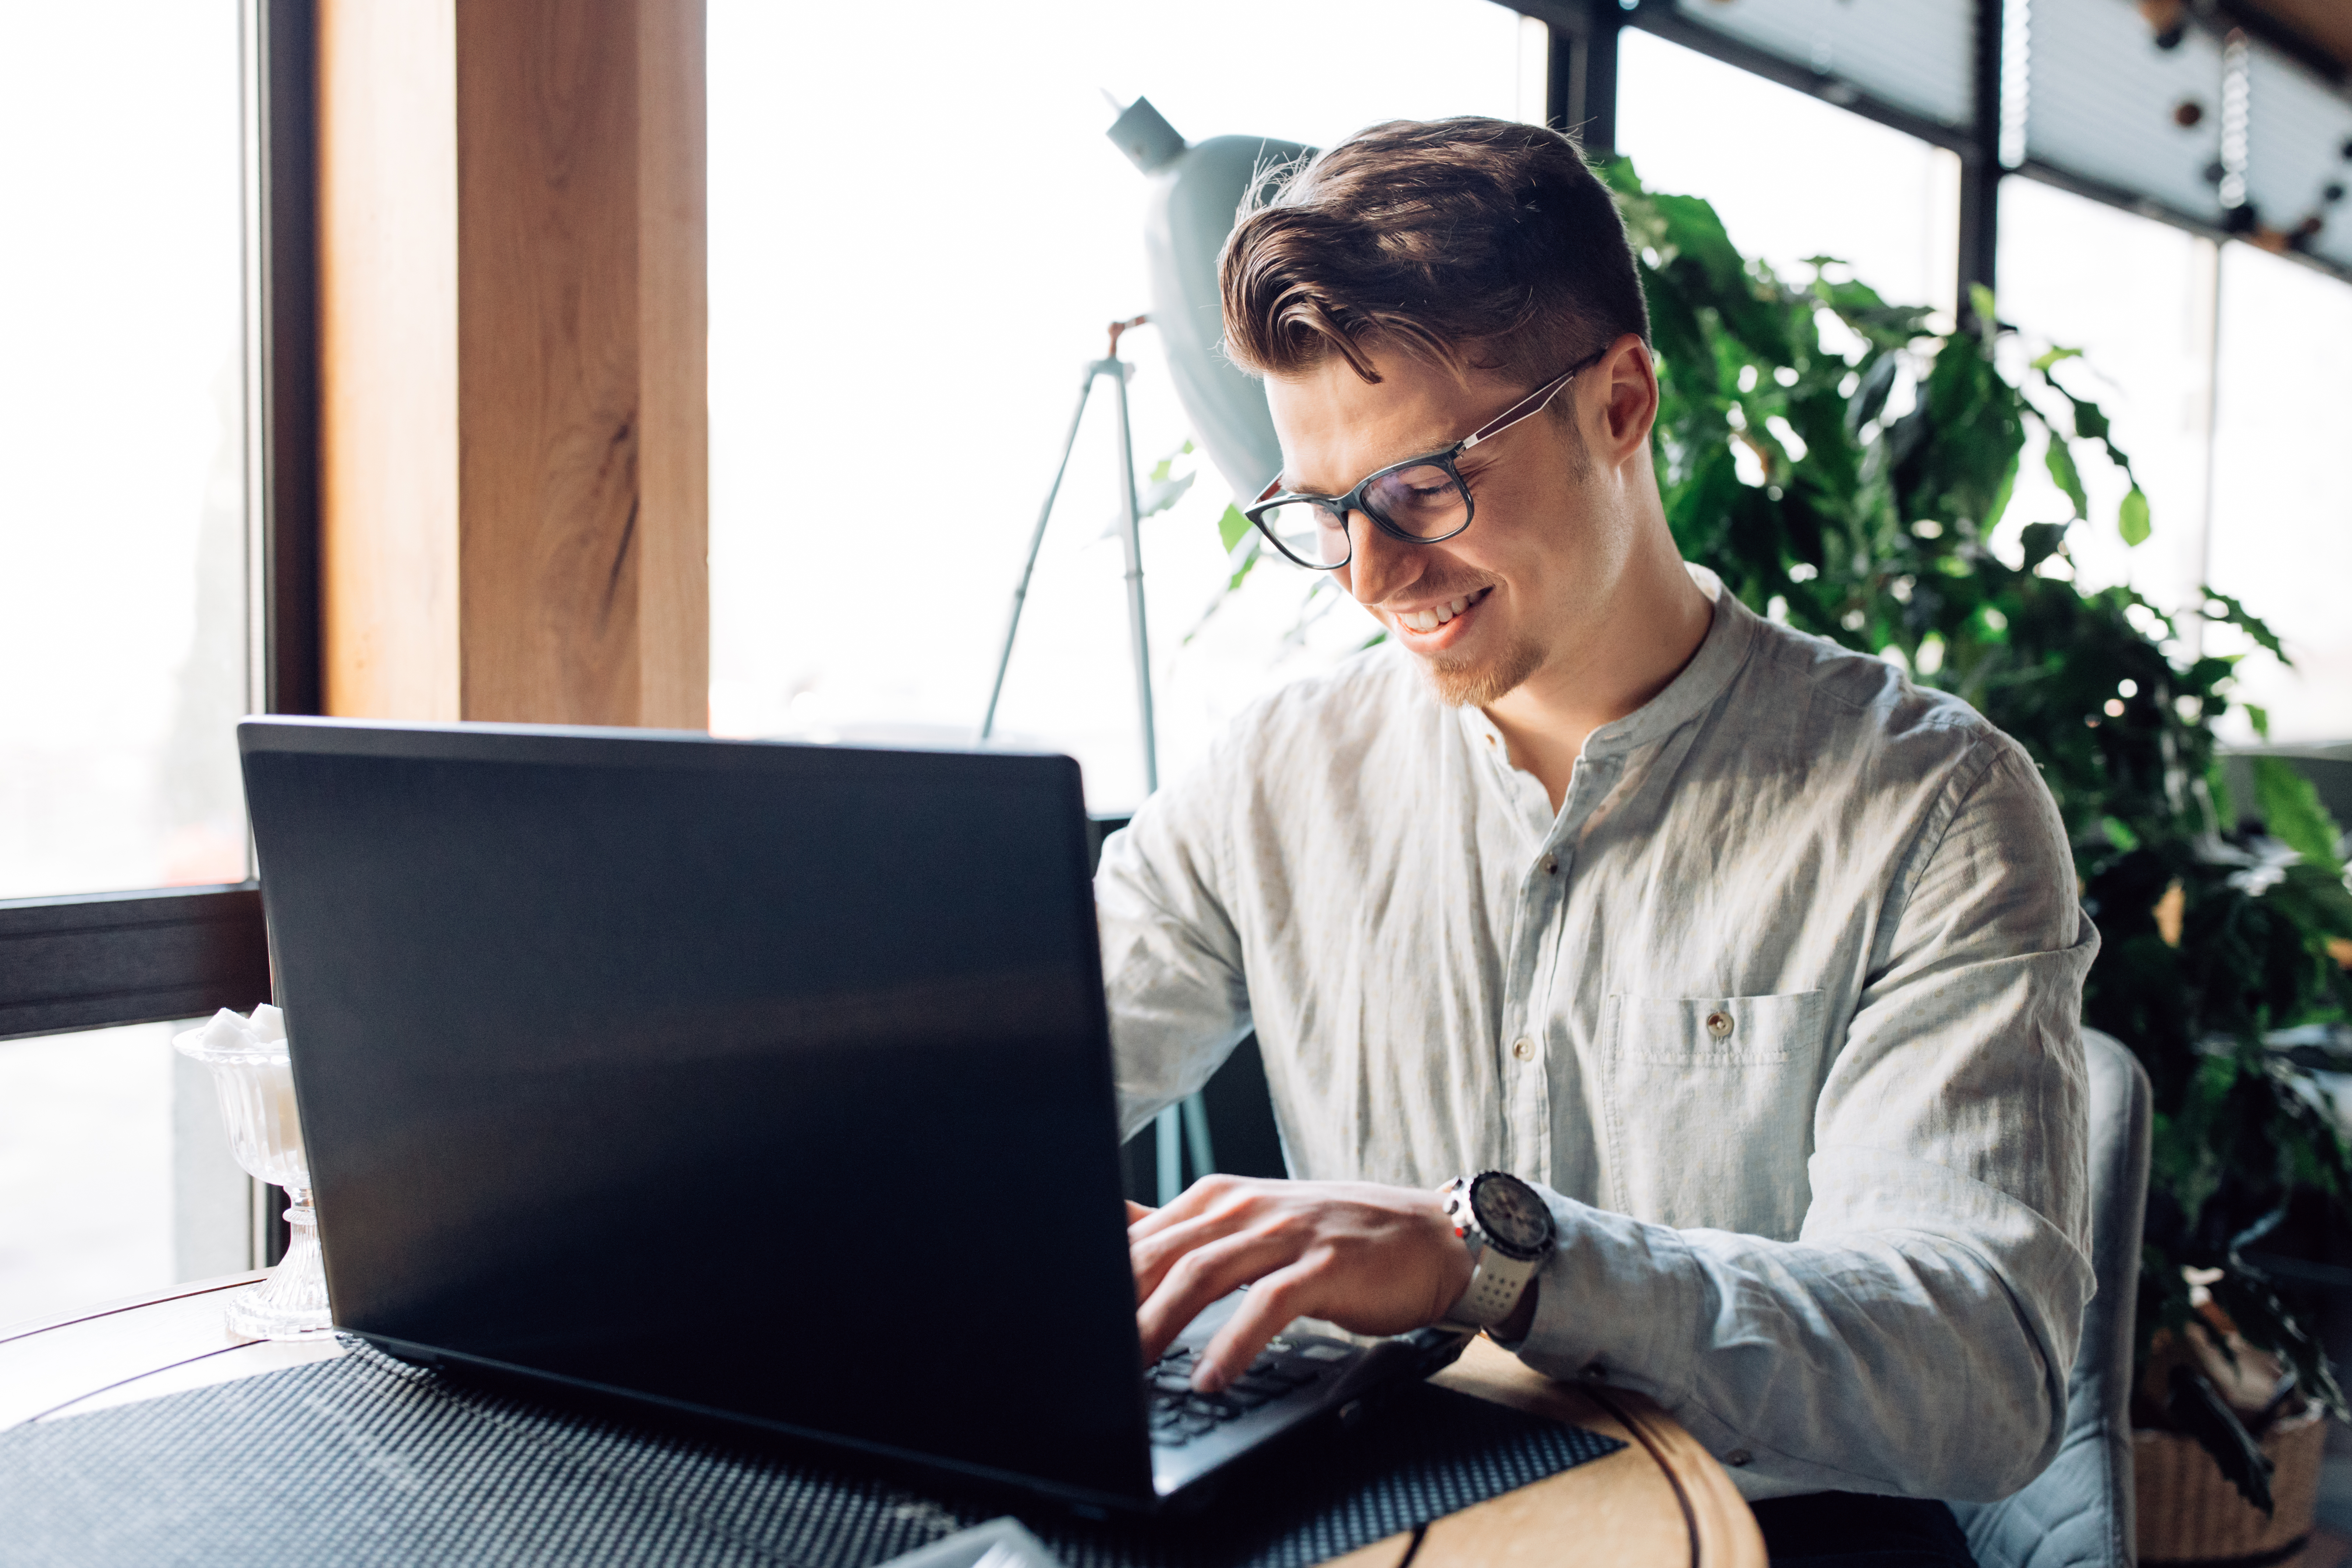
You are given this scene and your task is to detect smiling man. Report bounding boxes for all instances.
[1092,119,2096,1564]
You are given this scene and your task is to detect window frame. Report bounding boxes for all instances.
[1517,0,2352,304]
[0,0,313,1045]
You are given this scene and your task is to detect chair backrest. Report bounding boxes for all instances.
[1949,1027,2153,1568]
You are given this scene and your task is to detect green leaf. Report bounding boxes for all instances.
[2200,589,2289,663]
[2248,704,2272,741]
[1985,452,2019,532]
[2207,759,2238,831]
[1179,534,1264,647]
[1223,543,1261,597]
[1846,353,1899,433]
[2166,1364,2275,1515]
[1216,502,1253,553]
[2211,1264,2352,1423]
[2253,756,2346,877]
[2271,859,2352,938]
[2031,346,2083,371]
[1968,282,1999,333]
[2120,487,2151,547]
[2019,522,2071,573]
[2057,386,2113,446]
[2044,438,2088,520]
[1135,468,1195,519]
[1147,441,1197,486]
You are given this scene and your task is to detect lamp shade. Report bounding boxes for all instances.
[1111,99,1314,505]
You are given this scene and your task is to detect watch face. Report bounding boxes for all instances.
[1472,1173,1553,1256]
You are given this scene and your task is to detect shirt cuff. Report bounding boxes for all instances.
[1504,1186,1704,1409]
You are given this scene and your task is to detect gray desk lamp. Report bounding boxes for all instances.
[978,100,1311,1205]
[1111,98,1308,506]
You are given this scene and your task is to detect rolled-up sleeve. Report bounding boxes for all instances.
[1509,736,2097,1501]
[1096,759,1255,1142]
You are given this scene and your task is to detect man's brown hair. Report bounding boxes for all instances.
[1219,118,1648,392]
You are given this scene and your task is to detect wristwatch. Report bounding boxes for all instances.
[1439,1171,1556,1329]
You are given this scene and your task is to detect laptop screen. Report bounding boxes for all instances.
[240,718,1151,1504]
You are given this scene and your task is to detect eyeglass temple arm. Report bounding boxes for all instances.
[1459,365,1581,452]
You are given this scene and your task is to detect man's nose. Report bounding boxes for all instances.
[1342,514,1419,607]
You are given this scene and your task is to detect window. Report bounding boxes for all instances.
[1,1026,172,1324]
[706,0,1526,811]
[0,0,262,1325]
[1993,177,2217,617]
[0,1,251,902]
[1616,27,1961,323]
[2206,241,2352,743]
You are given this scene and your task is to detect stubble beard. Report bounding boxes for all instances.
[1421,630,1546,709]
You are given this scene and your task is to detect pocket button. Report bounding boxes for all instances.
[1704,1010,1734,1040]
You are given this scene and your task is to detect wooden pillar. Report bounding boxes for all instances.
[318,0,707,729]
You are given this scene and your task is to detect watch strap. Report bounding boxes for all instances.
[1440,1174,1549,1328]
[1449,1244,1540,1327]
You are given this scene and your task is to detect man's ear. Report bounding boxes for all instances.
[1591,333,1659,463]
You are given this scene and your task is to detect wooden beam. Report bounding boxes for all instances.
[318,0,706,730]
[633,0,710,732]
[319,0,460,722]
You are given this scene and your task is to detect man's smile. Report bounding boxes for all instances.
[1386,584,1494,648]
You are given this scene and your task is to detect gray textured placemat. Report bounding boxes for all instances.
[0,1338,1621,1567]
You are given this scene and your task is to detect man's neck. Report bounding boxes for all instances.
[1480,550,1715,813]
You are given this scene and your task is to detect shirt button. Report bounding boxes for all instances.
[1705,1010,1734,1040]
[1724,1448,1752,1468]
[1511,1037,1536,1062]
[1541,855,1558,875]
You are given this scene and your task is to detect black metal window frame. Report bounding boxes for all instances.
[1520,0,2352,307]
[0,0,314,1046]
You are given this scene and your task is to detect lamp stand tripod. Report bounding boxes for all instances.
[978,315,1214,1205]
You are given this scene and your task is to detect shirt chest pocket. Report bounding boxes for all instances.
[1601,990,1829,1238]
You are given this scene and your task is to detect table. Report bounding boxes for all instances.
[1,1275,1765,1566]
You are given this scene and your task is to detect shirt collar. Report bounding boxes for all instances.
[1452,561,1759,765]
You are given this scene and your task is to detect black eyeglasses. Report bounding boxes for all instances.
[1241,351,1604,571]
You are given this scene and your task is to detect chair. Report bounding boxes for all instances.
[1950,1027,2153,1568]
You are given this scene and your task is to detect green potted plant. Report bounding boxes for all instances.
[1609,160,2352,1553]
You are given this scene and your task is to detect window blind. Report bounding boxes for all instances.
[1668,0,1976,130]
[2025,0,2230,222]
[2245,47,2352,272]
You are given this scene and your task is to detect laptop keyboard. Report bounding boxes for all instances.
[1144,1336,1357,1447]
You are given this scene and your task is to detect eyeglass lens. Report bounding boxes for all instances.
[1259,463,1468,568]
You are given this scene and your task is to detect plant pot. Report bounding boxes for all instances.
[2134,1408,2326,1565]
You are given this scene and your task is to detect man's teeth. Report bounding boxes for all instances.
[1401,595,1474,633]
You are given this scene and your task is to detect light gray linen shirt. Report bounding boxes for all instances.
[1097,565,2096,1503]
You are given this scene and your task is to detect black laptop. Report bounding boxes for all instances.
[237,717,1466,1514]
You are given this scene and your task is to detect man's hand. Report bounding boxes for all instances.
[1126,1176,1473,1392]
